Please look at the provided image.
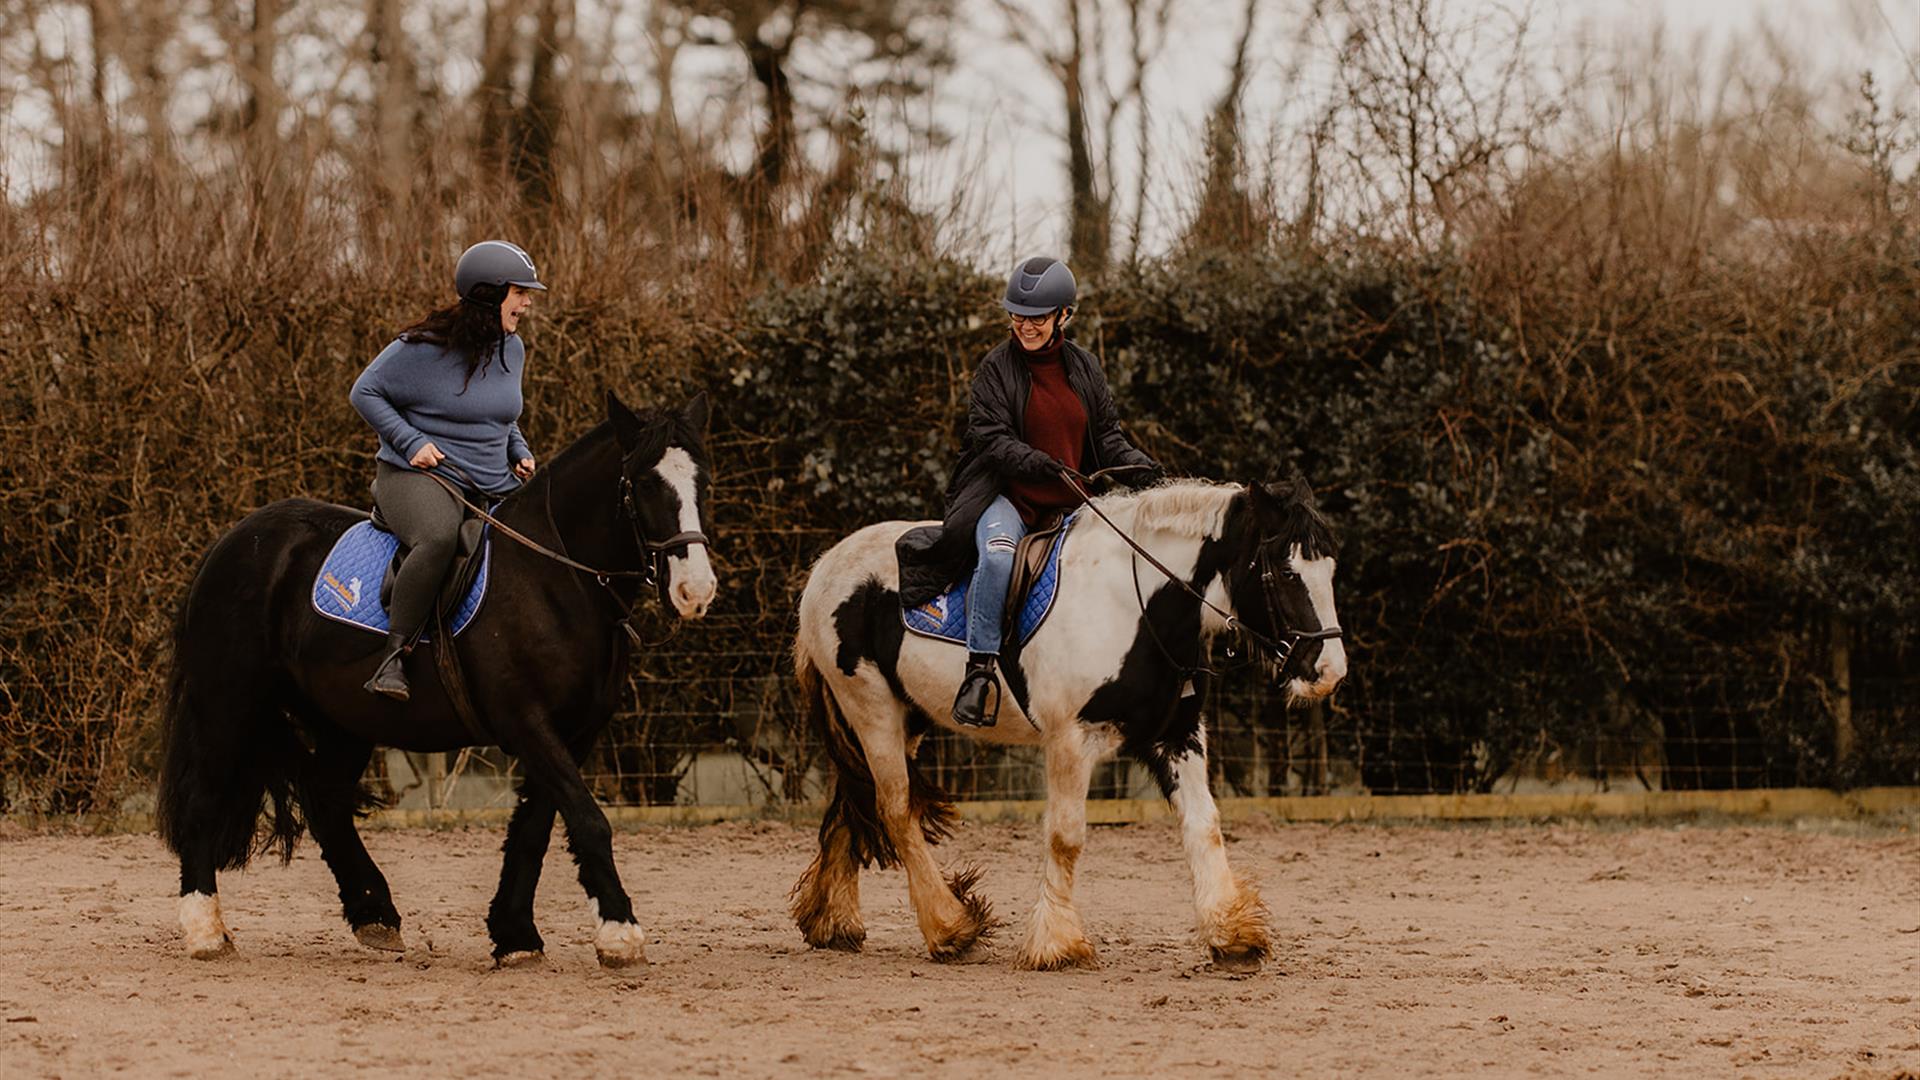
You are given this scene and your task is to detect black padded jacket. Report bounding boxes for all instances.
[895,336,1160,608]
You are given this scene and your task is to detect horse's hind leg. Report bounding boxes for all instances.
[1017,724,1108,970]
[294,730,403,951]
[1166,736,1270,972]
[790,772,868,951]
[485,784,557,966]
[858,702,992,961]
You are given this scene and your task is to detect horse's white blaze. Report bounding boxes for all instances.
[655,447,716,618]
[179,891,232,958]
[589,899,647,965]
[1291,545,1346,699]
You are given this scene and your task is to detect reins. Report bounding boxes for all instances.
[419,460,708,649]
[1058,468,1342,672]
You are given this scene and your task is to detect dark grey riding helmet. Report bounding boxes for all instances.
[1001,256,1077,316]
[455,240,547,299]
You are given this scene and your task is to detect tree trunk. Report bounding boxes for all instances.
[1063,0,1109,273]
[513,0,567,208]
[477,1,524,173]
[1190,0,1260,248]
[242,0,280,165]
[367,0,417,215]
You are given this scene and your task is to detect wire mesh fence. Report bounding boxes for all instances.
[364,614,1917,814]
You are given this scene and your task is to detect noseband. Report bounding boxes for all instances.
[617,473,711,607]
[1248,539,1344,670]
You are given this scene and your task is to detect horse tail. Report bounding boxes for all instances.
[156,540,304,875]
[795,640,953,871]
[795,648,894,869]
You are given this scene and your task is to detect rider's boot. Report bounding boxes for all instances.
[364,631,411,702]
[951,653,999,728]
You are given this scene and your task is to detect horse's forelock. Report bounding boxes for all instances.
[1279,494,1340,561]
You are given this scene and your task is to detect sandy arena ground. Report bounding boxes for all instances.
[1,817,1916,1078]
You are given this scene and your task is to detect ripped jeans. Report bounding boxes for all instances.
[966,495,1029,656]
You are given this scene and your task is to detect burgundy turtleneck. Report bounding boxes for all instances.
[1005,333,1088,527]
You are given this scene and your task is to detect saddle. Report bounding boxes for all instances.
[1001,511,1069,642]
[370,502,489,633]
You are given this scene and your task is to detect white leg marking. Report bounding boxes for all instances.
[1170,748,1269,964]
[590,899,648,968]
[179,892,235,959]
[1019,727,1112,970]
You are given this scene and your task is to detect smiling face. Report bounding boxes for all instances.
[500,284,535,334]
[1010,309,1063,351]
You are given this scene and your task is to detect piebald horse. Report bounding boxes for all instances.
[790,475,1345,970]
[157,393,716,968]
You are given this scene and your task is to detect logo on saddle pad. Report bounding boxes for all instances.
[323,573,362,608]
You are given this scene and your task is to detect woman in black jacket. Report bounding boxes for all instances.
[897,256,1161,727]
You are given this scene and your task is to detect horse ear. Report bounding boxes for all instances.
[1246,478,1284,522]
[682,391,710,436]
[607,390,644,452]
[1287,467,1318,506]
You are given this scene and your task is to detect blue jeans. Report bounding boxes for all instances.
[967,495,1027,656]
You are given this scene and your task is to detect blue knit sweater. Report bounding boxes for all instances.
[350,336,533,496]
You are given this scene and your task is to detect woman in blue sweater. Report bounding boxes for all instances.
[350,240,545,700]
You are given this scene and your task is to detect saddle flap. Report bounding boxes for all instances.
[1001,511,1068,641]
[378,512,488,616]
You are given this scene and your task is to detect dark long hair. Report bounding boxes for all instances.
[397,282,510,392]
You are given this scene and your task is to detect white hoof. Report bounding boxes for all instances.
[594,920,647,969]
[493,950,546,969]
[180,892,235,960]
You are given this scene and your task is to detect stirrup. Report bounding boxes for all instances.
[952,663,1000,729]
[363,648,410,702]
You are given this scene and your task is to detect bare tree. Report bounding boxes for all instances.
[1327,0,1549,244]
[1187,0,1262,248]
[365,0,417,211]
[993,0,1177,273]
[670,0,956,272]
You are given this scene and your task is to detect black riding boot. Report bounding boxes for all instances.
[951,653,999,728]
[364,632,411,702]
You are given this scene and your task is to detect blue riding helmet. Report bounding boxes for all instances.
[455,240,547,300]
[1001,256,1077,317]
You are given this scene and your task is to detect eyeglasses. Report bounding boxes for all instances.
[1009,312,1057,328]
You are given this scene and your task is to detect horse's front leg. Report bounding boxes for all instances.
[1017,724,1111,970]
[1167,733,1271,972]
[510,719,645,969]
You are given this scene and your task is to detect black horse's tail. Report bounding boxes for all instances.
[796,645,952,872]
[155,543,304,875]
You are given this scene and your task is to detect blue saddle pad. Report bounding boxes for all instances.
[310,520,488,639]
[903,510,1078,647]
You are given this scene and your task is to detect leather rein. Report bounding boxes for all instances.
[1058,468,1343,674]
[421,462,709,644]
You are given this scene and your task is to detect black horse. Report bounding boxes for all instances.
[156,391,715,968]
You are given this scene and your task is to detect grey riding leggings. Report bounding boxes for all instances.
[372,461,464,642]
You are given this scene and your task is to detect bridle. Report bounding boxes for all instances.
[616,472,711,609]
[1062,469,1342,675]
[421,461,710,641]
